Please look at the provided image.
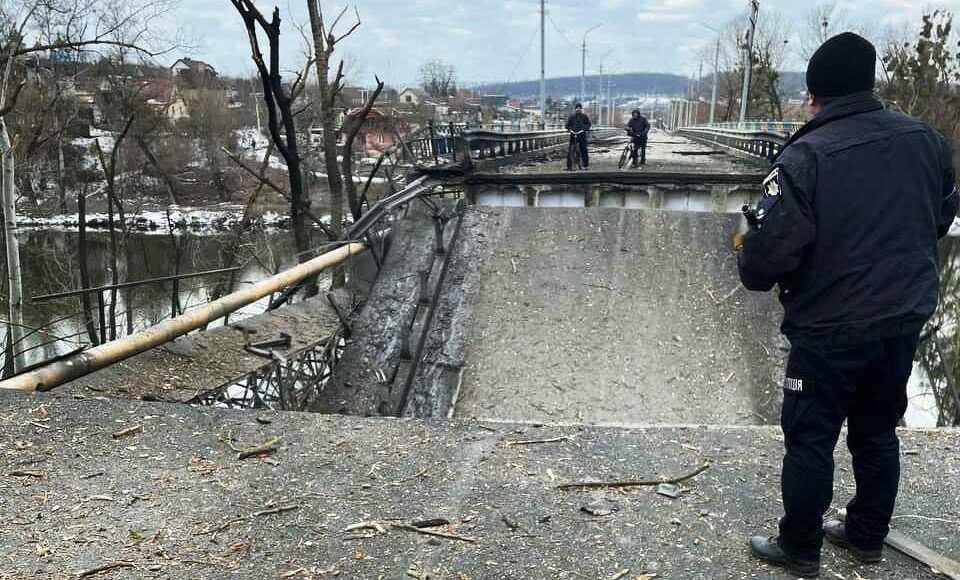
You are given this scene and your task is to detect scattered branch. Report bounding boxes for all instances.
[235,436,282,460]
[77,561,135,578]
[557,463,711,491]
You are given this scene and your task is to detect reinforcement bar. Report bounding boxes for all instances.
[0,243,366,393]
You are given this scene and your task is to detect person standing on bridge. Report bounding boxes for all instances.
[737,32,958,577]
[565,103,591,170]
[626,109,650,167]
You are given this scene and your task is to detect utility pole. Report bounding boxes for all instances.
[607,76,613,125]
[598,62,603,125]
[581,24,601,105]
[697,60,703,125]
[698,22,722,125]
[710,35,720,124]
[540,0,546,130]
[739,0,759,124]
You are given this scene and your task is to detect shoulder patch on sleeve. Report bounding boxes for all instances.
[762,167,782,198]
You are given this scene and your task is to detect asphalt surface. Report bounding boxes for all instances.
[0,394,956,579]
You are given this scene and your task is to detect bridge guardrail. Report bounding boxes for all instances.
[463,127,622,162]
[679,125,797,162]
[399,125,624,171]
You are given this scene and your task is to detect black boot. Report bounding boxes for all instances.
[749,535,820,577]
[823,520,883,564]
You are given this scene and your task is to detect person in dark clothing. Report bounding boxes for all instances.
[626,109,650,167]
[565,103,591,170]
[741,32,958,578]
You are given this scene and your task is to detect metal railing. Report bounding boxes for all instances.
[678,125,791,162]
[397,124,624,171]
[0,266,249,377]
[463,127,623,163]
[696,121,804,135]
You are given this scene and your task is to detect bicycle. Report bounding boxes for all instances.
[567,130,586,171]
[618,131,645,169]
[618,140,636,170]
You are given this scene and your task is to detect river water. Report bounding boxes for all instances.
[0,227,302,369]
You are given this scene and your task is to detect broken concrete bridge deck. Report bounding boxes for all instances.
[456,207,786,426]
[1,393,957,579]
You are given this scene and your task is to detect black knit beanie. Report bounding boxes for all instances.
[806,32,876,97]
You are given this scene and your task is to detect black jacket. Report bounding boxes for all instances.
[738,92,958,345]
[628,116,650,138]
[566,112,592,133]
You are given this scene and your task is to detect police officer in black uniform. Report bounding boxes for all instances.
[740,33,958,577]
[627,109,650,167]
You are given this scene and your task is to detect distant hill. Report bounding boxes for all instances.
[477,73,689,100]
[477,70,807,101]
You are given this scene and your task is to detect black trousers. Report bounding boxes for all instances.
[631,136,647,165]
[567,134,589,169]
[778,333,919,560]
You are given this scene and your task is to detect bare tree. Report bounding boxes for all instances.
[230,0,314,259]
[419,59,457,98]
[0,0,175,369]
[306,1,362,288]
[341,77,383,220]
[750,13,791,120]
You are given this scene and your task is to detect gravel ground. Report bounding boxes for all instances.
[0,394,957,579]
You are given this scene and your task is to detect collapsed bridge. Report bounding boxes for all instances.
[1,128,957,579]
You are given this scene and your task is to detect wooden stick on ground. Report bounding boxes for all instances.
[111,424,142,439]
[557,463,711,491]
[503,436,571,447]
[392,523,478,544]
[885,529,960,580]
[7,470,45,478]
[77,561,135,577]
[252,504,299,517]
[236,436,282,460]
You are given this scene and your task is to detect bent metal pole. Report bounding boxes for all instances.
[0,242,366,393]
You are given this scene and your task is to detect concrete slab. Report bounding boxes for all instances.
[0,394,957,579]
[63,296,342,403]
[457,207,786,426]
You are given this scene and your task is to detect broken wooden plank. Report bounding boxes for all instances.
[885,529,960,580]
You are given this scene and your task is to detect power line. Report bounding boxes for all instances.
[546,10,578,50]
[507,25,541,84]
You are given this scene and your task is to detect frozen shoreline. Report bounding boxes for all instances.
[15,204,330,234]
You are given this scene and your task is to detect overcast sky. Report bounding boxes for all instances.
[165,0,960,88]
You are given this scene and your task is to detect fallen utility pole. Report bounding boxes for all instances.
[0,243,365,392]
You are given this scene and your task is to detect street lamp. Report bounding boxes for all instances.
[698,22,721,125]
[581,24,601,105]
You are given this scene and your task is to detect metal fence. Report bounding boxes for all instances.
[1,266,249,377]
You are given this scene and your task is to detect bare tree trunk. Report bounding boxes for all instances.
[95,115,134,342]
[305,1,362,288]
[342,78,384,221]
[56,133,67,213]
[1,118,25,372]
[77,188,98,345]
[105,180,119,341]
[136,136,180,205]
